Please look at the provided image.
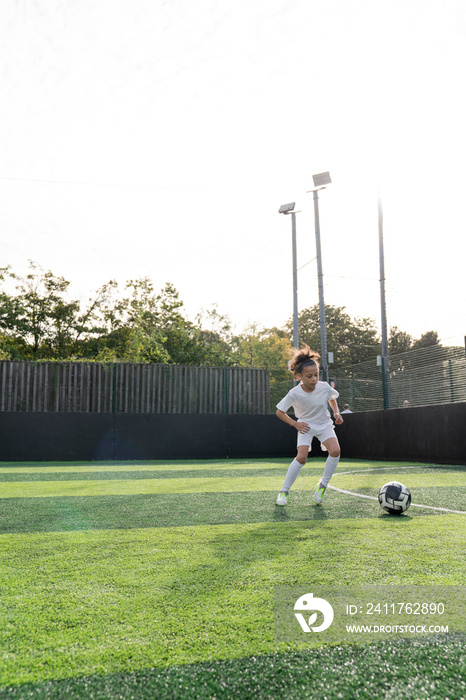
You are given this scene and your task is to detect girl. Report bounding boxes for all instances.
[275,346,343,506]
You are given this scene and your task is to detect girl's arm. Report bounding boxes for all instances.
[329,399,344,425]
[276,409,310,434]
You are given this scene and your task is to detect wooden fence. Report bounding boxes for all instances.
[0,361,270,414]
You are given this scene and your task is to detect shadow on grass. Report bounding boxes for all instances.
[0,489,364,534]
[378,513,414,521]
[2,634,464,700]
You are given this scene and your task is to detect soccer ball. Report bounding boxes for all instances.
[378,481,411,515]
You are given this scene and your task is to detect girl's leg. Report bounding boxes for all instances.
[281,445,309,493]
[319,437,341,487]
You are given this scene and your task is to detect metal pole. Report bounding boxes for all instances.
[378,196,390,408]
[313,189,328,382]
[291,212,299,349]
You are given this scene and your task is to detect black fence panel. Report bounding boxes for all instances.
[335,402,466,465]
[0,413,114,461]
[0,404,464,463]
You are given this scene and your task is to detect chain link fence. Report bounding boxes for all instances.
[331,345,466,412]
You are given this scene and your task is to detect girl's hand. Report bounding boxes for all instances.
[296,421,310,433]
[334,413,344,425]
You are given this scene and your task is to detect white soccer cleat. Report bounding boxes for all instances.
[276,492,288,506]
[312,482,327,505]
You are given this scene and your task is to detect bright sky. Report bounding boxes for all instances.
[1,0,465,347]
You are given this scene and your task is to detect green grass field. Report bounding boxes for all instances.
[0,458,465,699]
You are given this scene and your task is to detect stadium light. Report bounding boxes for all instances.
[312,172,332,188]
[278,202,296,214]
[279,202,299,349]
[307,172,332,382]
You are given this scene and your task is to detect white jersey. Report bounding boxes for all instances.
[276,381,339,430]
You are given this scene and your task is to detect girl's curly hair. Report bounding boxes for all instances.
[289,345,320,374]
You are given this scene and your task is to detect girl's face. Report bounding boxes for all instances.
[297,364,319,392]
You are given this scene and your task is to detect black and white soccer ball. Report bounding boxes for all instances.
[378,481,411,515]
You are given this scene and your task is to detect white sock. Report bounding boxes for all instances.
[320,456,340,487]
[281,458,304,492]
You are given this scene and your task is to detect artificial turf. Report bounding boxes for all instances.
[1,635,464,699]
[0,458,465,699]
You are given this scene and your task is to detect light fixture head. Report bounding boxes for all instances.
[278,202,295,214]
[312,172,332,187]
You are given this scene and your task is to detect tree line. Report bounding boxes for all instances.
[0,262,440,369]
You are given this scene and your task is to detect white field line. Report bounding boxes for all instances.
[335,465,442,477]
[329,466,466,515]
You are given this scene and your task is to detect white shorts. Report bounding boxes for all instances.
[297,424,337,449]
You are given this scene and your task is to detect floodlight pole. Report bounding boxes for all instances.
[290,211,299,349]
[279,203,299,350]
[378,196,390,409]
[313,188,328,383]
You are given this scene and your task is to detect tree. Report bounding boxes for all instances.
[231,325,294,409]
[90,282,233,366]
[0,262,109,360]
[388,326,413,354]
[232,324,292,369]
[412,331,440,350]
[0,262,444,369]
[288,305,380,368]
[189,305,233,366]
[90,279,175,363]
